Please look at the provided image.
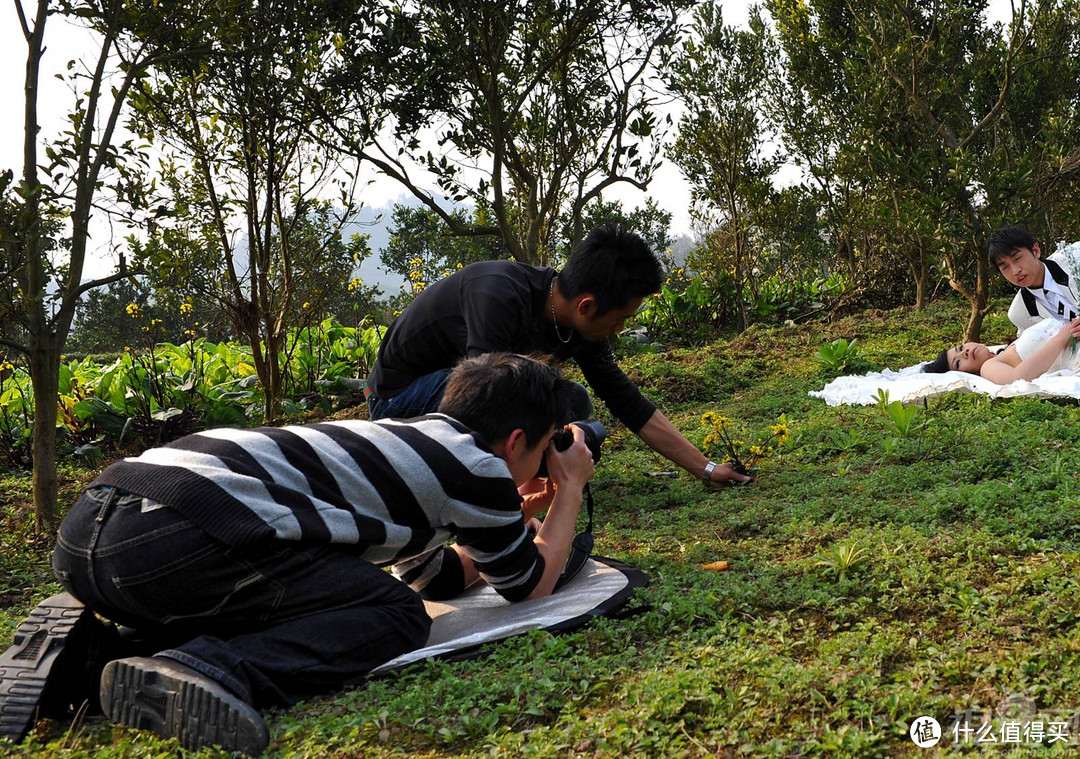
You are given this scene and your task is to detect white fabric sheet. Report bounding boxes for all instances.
[810,356,1080,406]
[372,558,630,673]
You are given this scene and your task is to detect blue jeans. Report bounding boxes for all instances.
[369,369,594,422]
[52,487,431,708]
[367,369,451,420]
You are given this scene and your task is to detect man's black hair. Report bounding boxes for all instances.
[558,224,663,316]
[987,224,1036,264]
[923,348,950,374]
[438,353,573,449]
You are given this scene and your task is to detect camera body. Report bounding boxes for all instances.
[536,420,607,478]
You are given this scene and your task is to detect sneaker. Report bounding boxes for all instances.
[100,657,269,756]
[0,593,121,743]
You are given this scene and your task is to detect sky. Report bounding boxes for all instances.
[0,0,1013,282]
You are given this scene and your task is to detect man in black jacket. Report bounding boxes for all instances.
[367,224,751,490]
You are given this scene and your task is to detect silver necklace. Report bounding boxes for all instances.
[550,277,573,344]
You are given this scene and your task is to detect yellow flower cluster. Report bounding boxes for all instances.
[407,258,427,292]
[700,412,790,476]
[701,411,731,428]
[126,303,140,318]
[769,422,790,446]
[179,302,194,316]
[347,276,364,292]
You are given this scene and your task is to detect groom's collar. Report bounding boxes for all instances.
[1026,259,1069,290]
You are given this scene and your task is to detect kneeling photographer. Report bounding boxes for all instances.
[1,353,596,756]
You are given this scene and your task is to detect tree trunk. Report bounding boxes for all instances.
[264,329,285,424]
[964,301,987,344]
[910,245,929,311]
[914,269,927,311]
[964,250,991,343]
[28,340,60,532]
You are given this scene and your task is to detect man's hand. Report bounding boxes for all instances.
[636,410,757,486]
[707,461,753,488]
[519,478,556,520]
[1054,316,1080,342]
[543,424,596,492]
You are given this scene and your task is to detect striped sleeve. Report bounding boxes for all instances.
[392,546,467,600]
[444,450,545,602]
[384,416,546,601]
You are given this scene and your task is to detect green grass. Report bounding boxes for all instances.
[5,299,1080,757]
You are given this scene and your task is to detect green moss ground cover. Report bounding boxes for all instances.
[5,300,1080,757]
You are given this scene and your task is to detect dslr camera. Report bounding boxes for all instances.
[536,420,607,478]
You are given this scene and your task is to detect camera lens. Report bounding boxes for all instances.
[535,420,607,478]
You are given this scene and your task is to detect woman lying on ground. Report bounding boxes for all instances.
[923,317,1080,383]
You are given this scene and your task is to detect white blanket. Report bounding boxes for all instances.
[811,361,1080,406]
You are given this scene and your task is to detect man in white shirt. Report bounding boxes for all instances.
[990,224,1080,335]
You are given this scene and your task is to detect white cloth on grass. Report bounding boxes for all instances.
[810,344,1080,406]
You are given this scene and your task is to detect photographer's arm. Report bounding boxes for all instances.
[575,346,749,486]
[637,409,752,486]
[523,426,594,600]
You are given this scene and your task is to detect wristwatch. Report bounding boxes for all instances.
[702,460,718,488]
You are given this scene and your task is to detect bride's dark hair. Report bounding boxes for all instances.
[923,349,949,374]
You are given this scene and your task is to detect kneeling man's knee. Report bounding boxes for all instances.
[400,591,432,649]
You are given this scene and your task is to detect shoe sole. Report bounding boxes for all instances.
[101,657,269,755]
[0,593,93,743]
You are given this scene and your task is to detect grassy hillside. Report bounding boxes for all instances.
[4,300,1080,757]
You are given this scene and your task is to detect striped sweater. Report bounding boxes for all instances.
[90,414,544,602]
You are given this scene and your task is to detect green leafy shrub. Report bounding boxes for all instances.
[634,270,850,348]
[0,360,33,469]
[748,272,848,323]
[0,319,385,461]
[815,338,876,376]
[634,271,735,346]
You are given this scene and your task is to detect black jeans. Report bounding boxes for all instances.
[52,487,431,708]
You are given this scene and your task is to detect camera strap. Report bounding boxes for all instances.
[553,483,595,591]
